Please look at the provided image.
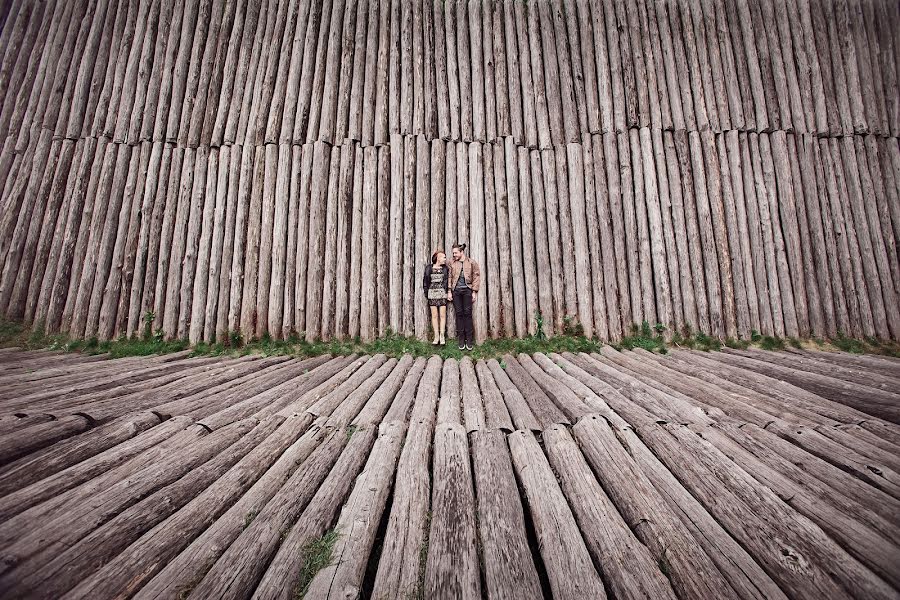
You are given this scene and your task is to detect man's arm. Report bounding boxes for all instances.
[471,260,481,293]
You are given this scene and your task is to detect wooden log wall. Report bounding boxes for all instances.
[0,0,898,344]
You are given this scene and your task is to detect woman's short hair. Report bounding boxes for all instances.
[431,249,445,264]
[452,242,467,253]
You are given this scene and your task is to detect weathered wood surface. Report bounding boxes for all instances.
[1,348,900,597]
[0,0,897,344]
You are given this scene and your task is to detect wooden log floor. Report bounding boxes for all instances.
[0,347,898,599]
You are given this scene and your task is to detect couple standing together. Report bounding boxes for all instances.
[422,243,480,350]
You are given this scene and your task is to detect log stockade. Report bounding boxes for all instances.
[0,347,899,598]
[0,0,899,345]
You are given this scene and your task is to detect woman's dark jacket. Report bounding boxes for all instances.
[423,264,450,295]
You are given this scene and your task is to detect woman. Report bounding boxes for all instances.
[448,243,480,350]
[423,249,450,345]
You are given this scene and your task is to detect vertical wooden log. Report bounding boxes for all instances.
[402,136,417,335]
[346,0,368,141]
[444,141,457,340]
[574,1,600,133]
[691,0,727,129]
[617,131,642,328]
[388,133,404,333]
[629,0,662,129]
[456,141,469,242]
[422,0,436,138]
[714,133,751,338]
[482,145,500,337]
[280,147,298,338]
[544,0,579,141]
[433,0,451,140]
[674,1,709,131]
[330,0,359,143]
[512,0,537,147]
[292,0,327,142]
[500,0,522,143]
[226,0,268,144]
[211,0,253,144]
[301,0,337,143]
[260,144,296,338]
[456,0,473,140]
[737,133,773,336]
[479,0,495,141]
[801,139,858,336]
[123,142,165,336]
[526,0,552,148]
[641,0,672,130]
[539,149,565,334]
[444,140,458,249]
[321,146,342,339]
[444,0,460,140]
[504,138,526,337]
[663,0,696,130]
[99,139,148,337]
[151,148,185,333]
[794,134,836,337]
[19,138,78,324]
[173,148,209,340]
[590,134,621,340]
[348,144,364,338]
[639,129,671,333]
[581,137,608,339]
[649,129,683,334]
[662,132,699,334]
[201,146,230,342]
[758,133,799,337]
[430,140,446,257]
[701,130,739,339]
[816,137,859,336]
[747,133,784,336]
[612,0,639,128]
[468,1,485,141]
[553,150,578,322]
[492,144,514,337]
[529,150,555,338]
[291,144,314,335]
[399,0,413,135]
[843,136,900,338]
[314,0,348,143]
[415,135,431,340]
[238,147,263,337]
[412,0,425,134]
[225,146,253,334]
[359,0,379,144]
[604,133,631,331]
[305,141,331,341]
[629,129,657,327]
[770,131,810,336]
[517,146,539,335]
[253,145,278,338]
[84,145,134,339]
[334,142,356,338]
[687,132,724,338]
[786,134,825,336]
[360,145,378,341]
[372,0,391,144]
[725,132,762,335]
[566,143,595,338]
[734,0,769,130]
[468,142,487,342]
[186,149,218,344]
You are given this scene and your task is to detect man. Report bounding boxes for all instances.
[447,242,480,351]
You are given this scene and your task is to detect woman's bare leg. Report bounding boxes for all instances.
[430,306,440,343]
[439,306,447,344]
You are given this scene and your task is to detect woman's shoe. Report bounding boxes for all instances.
[432,338,439,345]
[440,335,446,345]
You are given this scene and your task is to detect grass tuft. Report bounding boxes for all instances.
[295,529,339,599]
